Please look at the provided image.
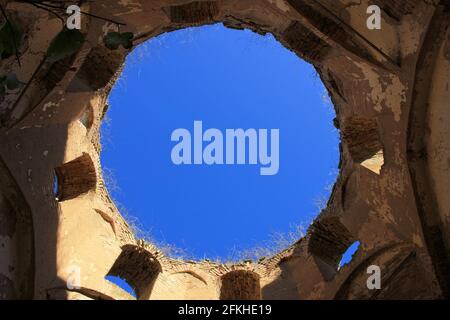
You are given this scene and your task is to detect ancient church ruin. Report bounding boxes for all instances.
[0,0,449,300]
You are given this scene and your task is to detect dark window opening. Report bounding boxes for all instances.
[308,216,355,280]
[220,270,261,300]
[54,153,97,201]
[107,245,162,299]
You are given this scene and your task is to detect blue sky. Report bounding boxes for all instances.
[101,24,339,260]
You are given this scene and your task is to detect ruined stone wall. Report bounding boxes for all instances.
[0,0,449,300]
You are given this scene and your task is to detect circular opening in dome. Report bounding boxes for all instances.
[101,24,339,261]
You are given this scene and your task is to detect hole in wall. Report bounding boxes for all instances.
[105,275,136,298]
[339,241,360,269]
[220,270,261,300]
[308,216,355,280]
[341,117,384,174]
[79,104,94,130]
[53,170,59,201]
[101,24,340,261]
[107,244,162,299]
[54,153,97,202]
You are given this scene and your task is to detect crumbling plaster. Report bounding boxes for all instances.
[0,0,449,300]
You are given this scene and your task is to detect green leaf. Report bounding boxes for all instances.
[46,28,85,63]
[0,18,23,59]
[104,32,134,50]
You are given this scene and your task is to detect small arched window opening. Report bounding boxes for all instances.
[342,117,384,174]
[308,216,355,281]
[107,244,162,299]
[54,153,97,201]
[220,270,261,300]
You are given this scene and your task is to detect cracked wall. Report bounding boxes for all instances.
[0,0,449,300]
